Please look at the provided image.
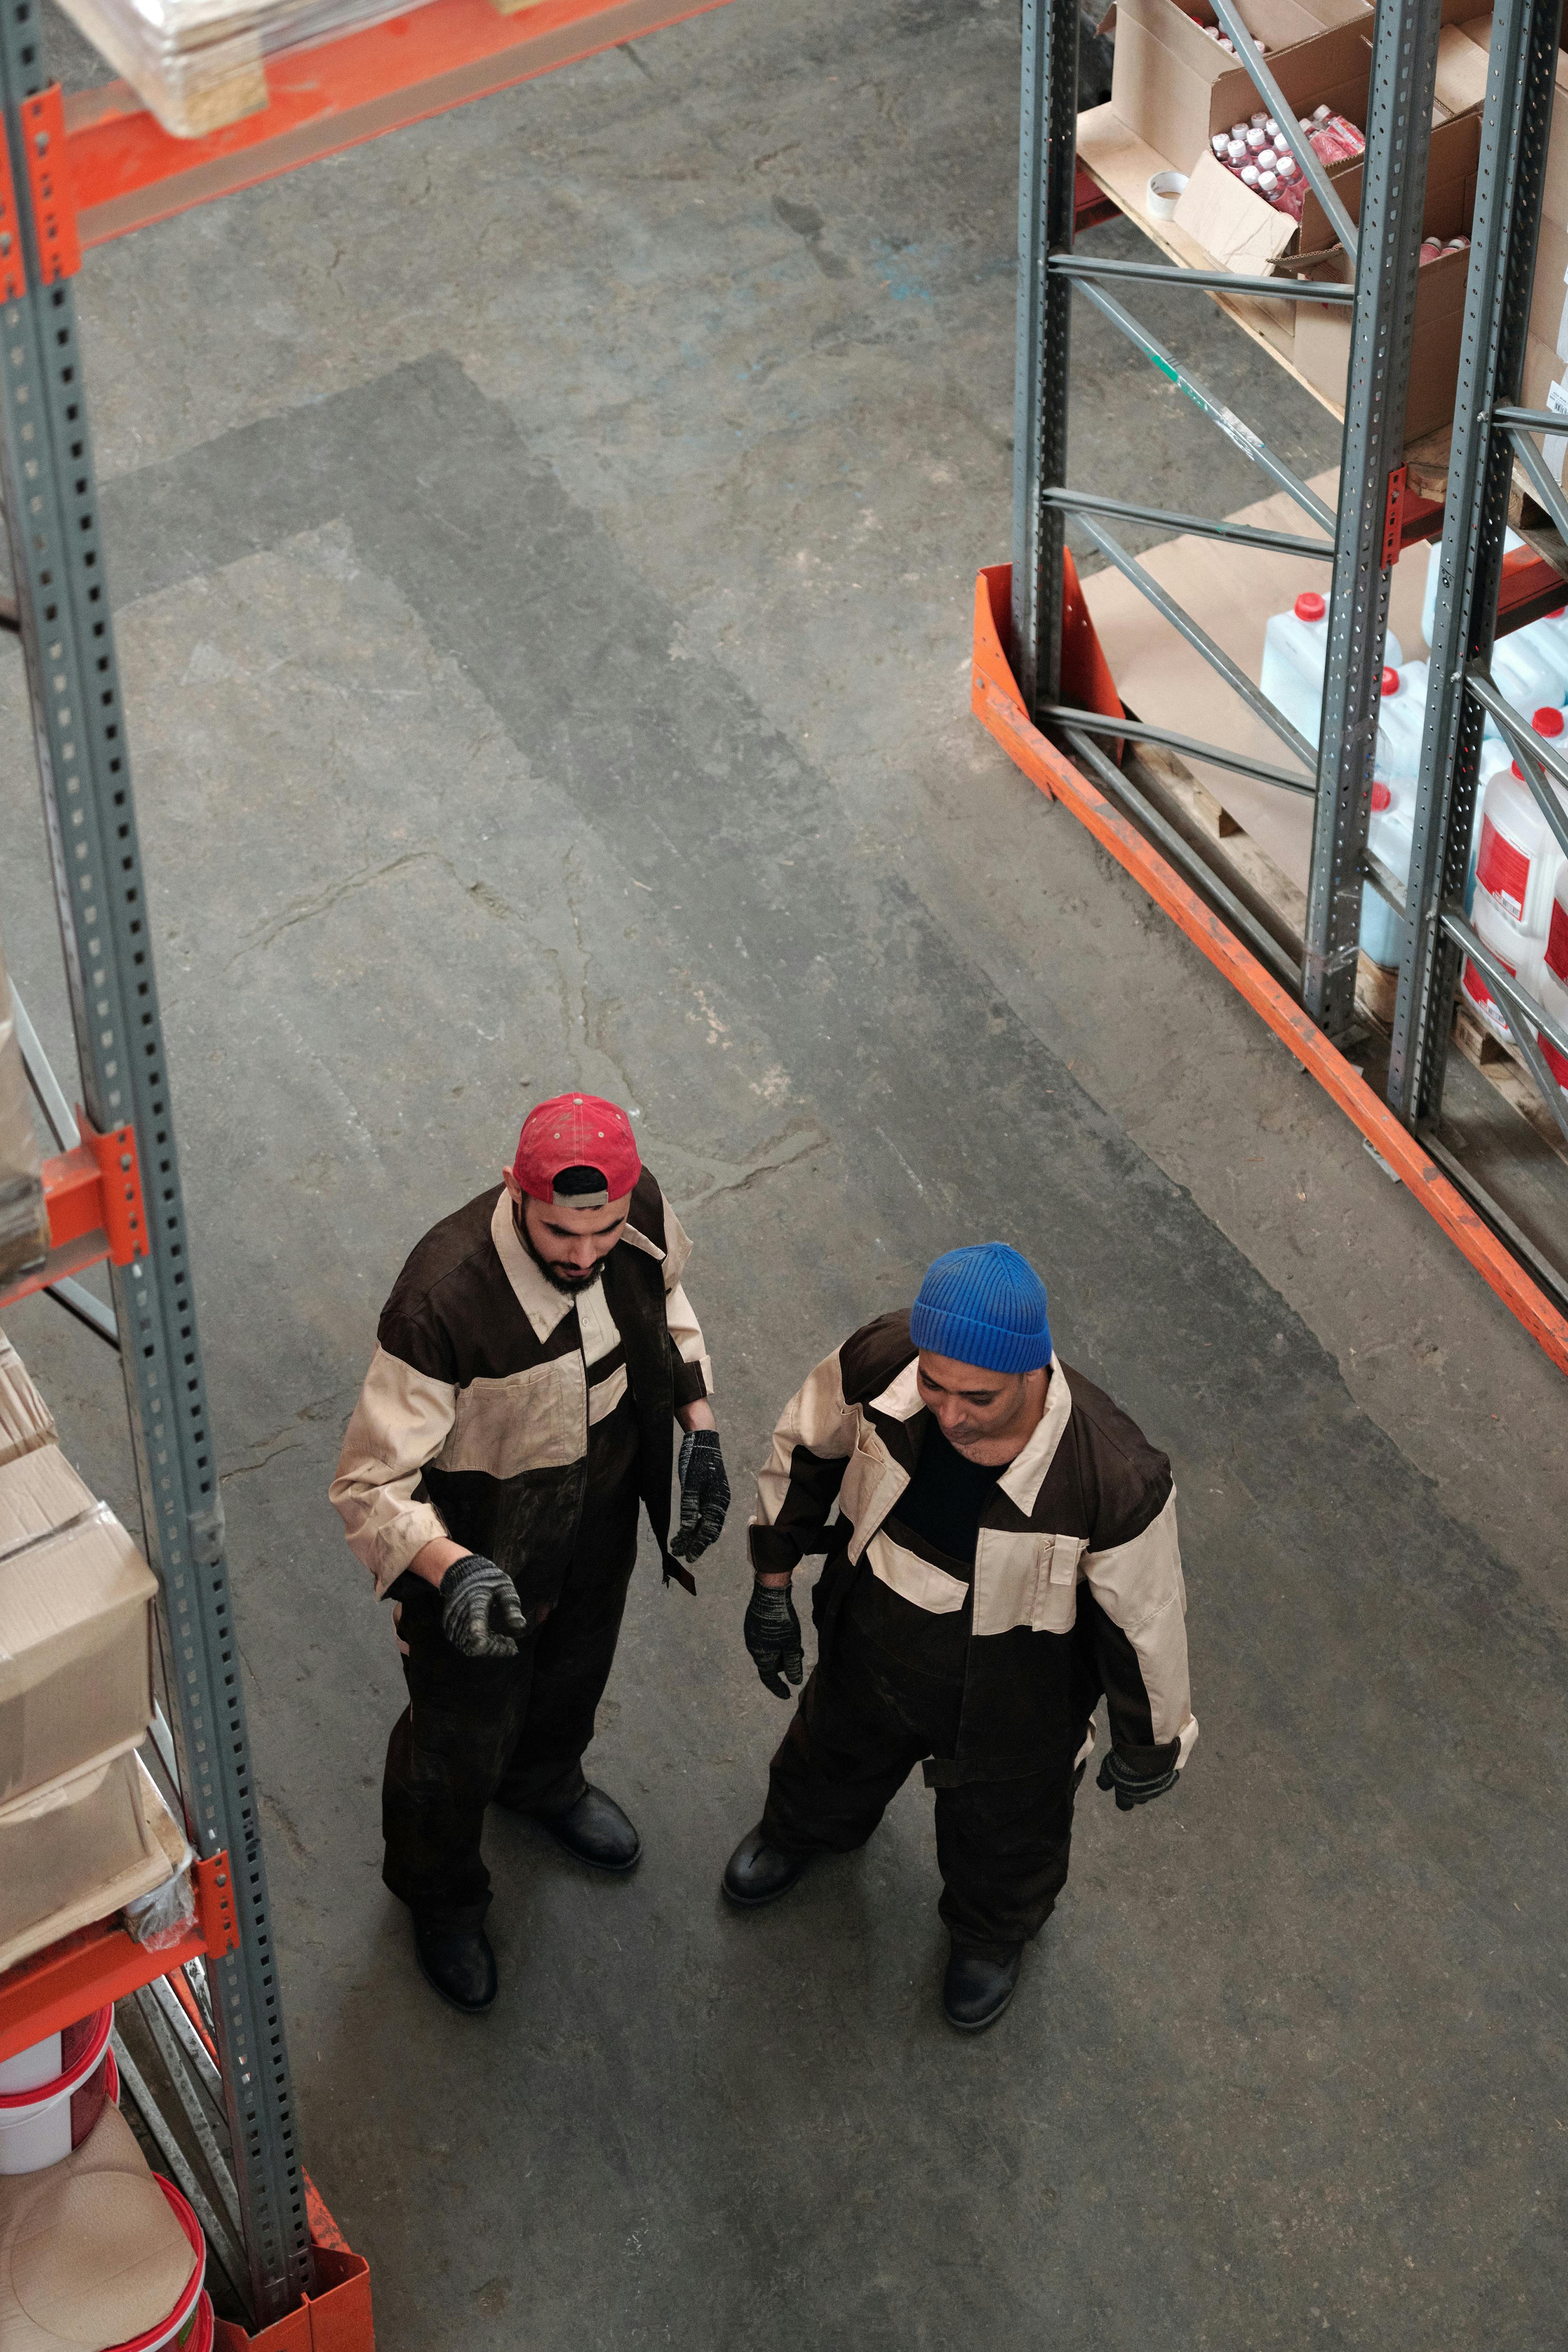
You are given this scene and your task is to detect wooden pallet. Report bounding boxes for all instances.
[1453,1002,1568,1160]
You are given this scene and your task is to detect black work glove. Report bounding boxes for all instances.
[670,1428,731,1563]
[744,1579,804,1700]
[1096,1749,1178,1812]
[439,1553,527,1660]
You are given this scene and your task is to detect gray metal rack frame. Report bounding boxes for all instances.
[0,0,314,2328]
[1011,0,1568,1300]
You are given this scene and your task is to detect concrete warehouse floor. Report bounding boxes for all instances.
[3,0,1568,2344]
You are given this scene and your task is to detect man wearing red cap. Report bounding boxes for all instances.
[331,1093,728,2011]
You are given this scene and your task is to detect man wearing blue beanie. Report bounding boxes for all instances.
[720,1242,1196,2032]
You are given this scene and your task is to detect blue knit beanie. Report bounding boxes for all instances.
[909,1243,1052,1375]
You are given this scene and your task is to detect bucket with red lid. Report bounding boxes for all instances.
[0,2007,114,2176]
[102,2176,208,2352]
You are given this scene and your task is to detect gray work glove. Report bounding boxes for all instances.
[440,1553,527,1660]
[744,1579,804,1701]
[670,1428,731,1563]
[1096,1749,1178,1812]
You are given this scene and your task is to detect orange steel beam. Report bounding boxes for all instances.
[971,563,1568,1381]
[0,1851,238,2061]
[62,0,738,245]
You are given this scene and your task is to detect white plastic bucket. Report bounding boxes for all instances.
[0,2005,112,2175]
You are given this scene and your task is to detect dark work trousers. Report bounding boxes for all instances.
[381,1395,641,1927]
[761,1606,1085,1961]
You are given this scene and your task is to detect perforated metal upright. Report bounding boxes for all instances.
[0,0,315,2326]
[1009,0,1446,1044]
[1390,0,1568,1175]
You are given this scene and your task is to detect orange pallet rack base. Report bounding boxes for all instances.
[213,2183,373,2352]
[970,561,1568,1382]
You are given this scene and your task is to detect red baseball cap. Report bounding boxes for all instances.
[512,1093,641,1208]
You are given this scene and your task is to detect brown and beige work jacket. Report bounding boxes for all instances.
[330,1169,711,1611]
[751,1311,1197,1786]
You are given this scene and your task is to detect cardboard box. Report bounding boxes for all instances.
[1520,332,1568,484]
[1109,0,1375,176]
[1446,11,1568,226]
[0,1444,157,1809]
[0,1750,186,1975]
[0,937,47,1293]
[0,1330,56,1473]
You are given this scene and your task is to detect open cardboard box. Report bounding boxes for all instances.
[1171,106,1480,432]
[1107,0,1374,178]
[1292,108,1480,437]
[1439,9,1568,224]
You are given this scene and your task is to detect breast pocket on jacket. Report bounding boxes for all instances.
[973,1528,1085,1637]
[839,1425,906,1562]
[438,1358,586,1479]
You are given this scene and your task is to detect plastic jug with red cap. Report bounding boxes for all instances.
[1488,625,1567,740]
[1358,771,1421,968]
[1460,891,1533,1042]
[1534,871,1568,1093]
[1260,590,1401,747]
[1372,659,1429,783]
[1470,705,1568,966]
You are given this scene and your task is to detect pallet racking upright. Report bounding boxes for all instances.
[0,0,738,2336]
[984,0,1568,1371]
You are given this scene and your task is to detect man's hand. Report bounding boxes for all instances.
[744,1579,804,1700]
[671,1429,731,1563]
[1096,1749,1178,1812]
[440,1554,528,1660]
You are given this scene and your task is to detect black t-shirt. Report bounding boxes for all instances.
[846,1419,1002,1677]
[891,1418,1004,1569]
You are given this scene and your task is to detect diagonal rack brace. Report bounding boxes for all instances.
[1075,279,1338,531]
[1076,513,1319,775]
[1467,671,1568,867]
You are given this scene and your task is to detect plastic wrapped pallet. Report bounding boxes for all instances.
[54,0,453,138]
[0,937,47,1295]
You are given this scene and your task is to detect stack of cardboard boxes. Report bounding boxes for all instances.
[1099,0,1520,441]
[0,1331,189,1973]
[1436,9,1568,475]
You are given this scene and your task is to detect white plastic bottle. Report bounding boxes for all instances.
[1422,528,1523,647]
[1359,777,1416,967]
[1534,870,1568,1094]
[1471,723,1568,967]
[1459,890,1535,1042]
[1373,660,1429,782]
[1490,628,1566,736]
[1260,592,1403,747]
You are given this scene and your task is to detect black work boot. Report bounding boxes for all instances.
[537,1784,642,1874]
[414,1916,497,2014]
[942,1944,1023,2034]
[722,1823,809,1908]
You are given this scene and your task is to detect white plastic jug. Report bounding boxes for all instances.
[1260,591,1402,746]
[1535,874,1568,1093]
[1472,735,1568,948]
[1459,889,1534,1041]
[1359,777,1417,967]
[1422,529,1523,646]
[1373,660,1429,782]
[1488,628,1567,739]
